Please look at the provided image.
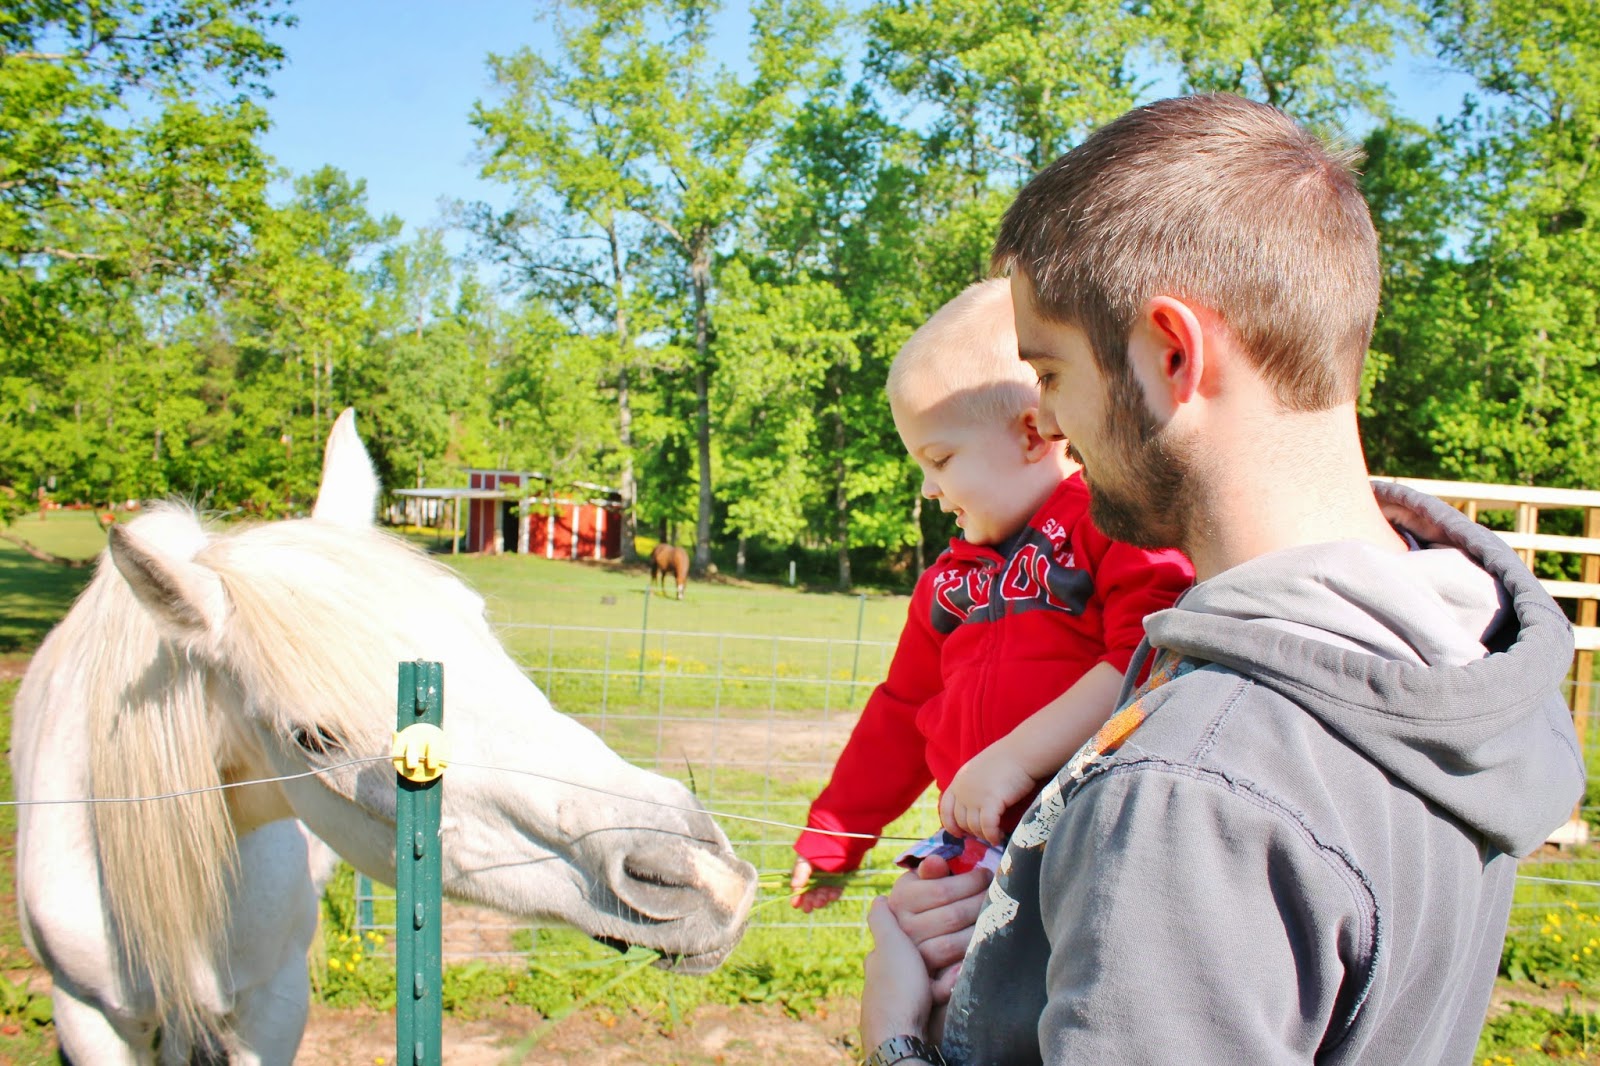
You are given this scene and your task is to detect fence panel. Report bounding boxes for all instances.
[352,609,1600,961]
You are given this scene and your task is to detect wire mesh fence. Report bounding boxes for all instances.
[351,587,1600,961]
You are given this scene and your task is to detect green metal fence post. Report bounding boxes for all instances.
[637,582,652,694]
[849,592,867,698]
[356,872,374,934]
[395,660,444,1066]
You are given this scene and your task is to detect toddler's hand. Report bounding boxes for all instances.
[939,747,1036,846]
[790,858,844,912]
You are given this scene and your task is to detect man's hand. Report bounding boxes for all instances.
[789,858,844,912]
[887,855,992,1003]
[939,744,1036,846]
[862,896,934,1050]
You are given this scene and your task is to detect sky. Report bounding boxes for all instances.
[257,2,1482,246]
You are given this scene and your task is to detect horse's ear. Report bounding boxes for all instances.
[312,408,379,529]
[108,523,227,643]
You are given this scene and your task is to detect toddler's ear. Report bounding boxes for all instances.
[1020,409,1055,462]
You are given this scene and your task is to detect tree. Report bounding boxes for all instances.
[0,0,289,510]
[1151,0,1413,125]
[1364,0,1600,489]
[471,13,664,561]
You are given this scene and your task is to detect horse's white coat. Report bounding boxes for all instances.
[12,410,756,1064]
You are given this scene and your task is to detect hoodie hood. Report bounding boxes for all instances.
[1142,481,1583,856]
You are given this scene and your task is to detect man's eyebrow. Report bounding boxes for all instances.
[1018,346,1051,364]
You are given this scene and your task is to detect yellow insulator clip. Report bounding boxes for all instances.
[391,723,450,783]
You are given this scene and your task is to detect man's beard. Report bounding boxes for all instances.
[1082,372,1197,551]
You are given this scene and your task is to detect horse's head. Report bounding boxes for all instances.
[108,410,756,972]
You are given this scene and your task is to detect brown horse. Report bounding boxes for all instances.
[650,543,690,600]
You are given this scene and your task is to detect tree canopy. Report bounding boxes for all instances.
[2,0,1593,586]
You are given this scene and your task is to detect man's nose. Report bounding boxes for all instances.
[1037,404,1067,442]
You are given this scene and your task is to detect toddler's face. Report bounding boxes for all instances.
[894,401,1042,547]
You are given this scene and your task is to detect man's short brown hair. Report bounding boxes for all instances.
[992,93,1379,411]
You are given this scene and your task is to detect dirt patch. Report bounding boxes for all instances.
[0,657,30,682]
[655,717,854,785]
[0,976,859,1065]
[1490,977,1600,1016]
[292,997,860,1065]
[439,900,524,959]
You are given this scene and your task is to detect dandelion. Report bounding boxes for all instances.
[351,953,363,965]
[329,958,343,971]
[1542,924,1553,935]
[1568,900,1580,909]
[1554,933,1564,943]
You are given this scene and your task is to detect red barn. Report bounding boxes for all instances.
[395,470,623,560]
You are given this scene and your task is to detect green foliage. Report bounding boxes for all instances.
[0,976,53,1030]
[1502,903,1600,986]
[1477,1001,1600,1062]
[1363,0,1600,489]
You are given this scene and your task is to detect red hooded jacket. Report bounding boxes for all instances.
[795,473,1194,871]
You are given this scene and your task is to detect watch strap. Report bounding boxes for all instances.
[865,1033,947,1066]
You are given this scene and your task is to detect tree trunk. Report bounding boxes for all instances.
[691,243,714,574]
[832,369,850,590]
[608,220,639,563]
[736,535,747,577]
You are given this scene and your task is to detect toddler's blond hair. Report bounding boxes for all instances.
[888,278,1039,426]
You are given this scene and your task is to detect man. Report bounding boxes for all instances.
[859,93,1584,1066]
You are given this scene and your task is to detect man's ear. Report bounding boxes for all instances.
[1130,296,1206,418]
[1019,409,1055,462]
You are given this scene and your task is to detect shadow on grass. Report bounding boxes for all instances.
[0,541,95,655]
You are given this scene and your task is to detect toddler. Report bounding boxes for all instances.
[791,278,1193,909]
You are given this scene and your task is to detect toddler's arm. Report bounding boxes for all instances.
[793,566,947,909]
[939,660,1124,845]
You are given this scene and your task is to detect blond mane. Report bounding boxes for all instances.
[83,522,236,1042]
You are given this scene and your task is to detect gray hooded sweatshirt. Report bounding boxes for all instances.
[939,482,1584,1065]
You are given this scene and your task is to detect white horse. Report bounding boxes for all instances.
[11,410,757,1064]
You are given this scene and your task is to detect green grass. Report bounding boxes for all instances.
[5,509,112,561]
[446,551,910,642]
[0,680,29,970]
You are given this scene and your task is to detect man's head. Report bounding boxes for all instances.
[994,93,1380,549]
[889,278,1072,546]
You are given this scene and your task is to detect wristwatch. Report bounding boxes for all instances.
[865,1034,947,1066]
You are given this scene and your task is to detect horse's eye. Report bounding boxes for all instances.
[291,725,342,756]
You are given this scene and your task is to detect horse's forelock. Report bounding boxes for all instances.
[200,519,498,749]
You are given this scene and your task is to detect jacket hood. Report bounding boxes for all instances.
[1142,481,1583,856]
